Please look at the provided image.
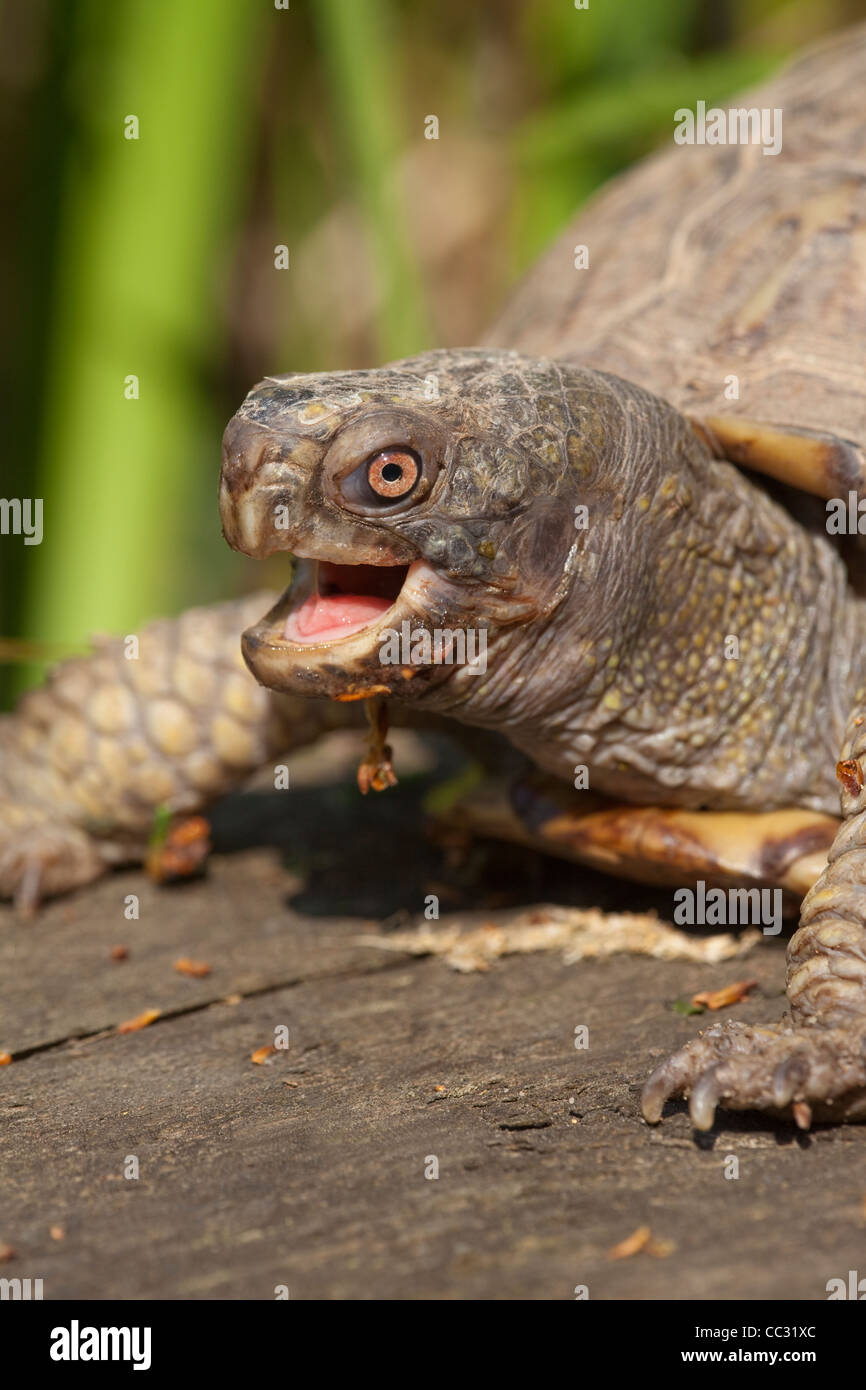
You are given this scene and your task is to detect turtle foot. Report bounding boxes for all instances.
[0,816,105,916]
[641,1018,866,1130]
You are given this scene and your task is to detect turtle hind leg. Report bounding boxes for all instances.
[450,766,837,902]
[643,706,866,1131]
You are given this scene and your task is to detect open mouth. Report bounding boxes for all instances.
[240,552,470,702]
[284,560,410,645]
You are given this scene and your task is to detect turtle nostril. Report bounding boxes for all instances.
[219,419,274,495]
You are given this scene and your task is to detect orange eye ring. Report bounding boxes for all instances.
[366,448,420,500]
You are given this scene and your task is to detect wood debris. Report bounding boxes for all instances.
[174,957,212,978]
[608,1224,675,1260]
[146,814,211,883]
[357,905,761,973]
[608,1225,650,1259]
[117,1008,161,1035]
[691,979,758,1011]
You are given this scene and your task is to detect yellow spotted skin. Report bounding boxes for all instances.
[0,593,347,907]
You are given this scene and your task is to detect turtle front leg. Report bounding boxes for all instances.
[641,1019,866,1131]
[642,709,866,1130]
[0,593,350,911]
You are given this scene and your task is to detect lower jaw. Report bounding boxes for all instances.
[239,560,461,702]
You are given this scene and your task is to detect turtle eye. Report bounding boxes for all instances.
[327,422,440,516]
[365,448,420,501]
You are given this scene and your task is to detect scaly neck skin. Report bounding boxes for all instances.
[423,379,866,814]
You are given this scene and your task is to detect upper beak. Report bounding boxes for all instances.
[219,414,415,566]
[219,415,323,559]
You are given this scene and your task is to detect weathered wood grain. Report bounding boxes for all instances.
[2,775,865,1300]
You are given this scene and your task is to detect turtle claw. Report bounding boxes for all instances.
[0,817,105,916]
[641,1019,866,1129]
[641,1047,697,1124]
[772,1053,809,1109]
[688,1066,721,1131]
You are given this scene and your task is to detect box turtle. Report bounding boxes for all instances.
[4,25,866,1133]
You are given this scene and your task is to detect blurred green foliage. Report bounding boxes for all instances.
[1,0,864,706]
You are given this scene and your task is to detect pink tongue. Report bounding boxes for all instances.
[285,593,392,645]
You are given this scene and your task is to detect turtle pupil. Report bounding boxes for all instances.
[354,446,421,505]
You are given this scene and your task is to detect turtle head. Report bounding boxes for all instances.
[219,348,583,702]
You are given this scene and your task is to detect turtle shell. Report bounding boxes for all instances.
[486,26,866,448]
[478,27,866,896]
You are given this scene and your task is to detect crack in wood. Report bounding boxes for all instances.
[3,953,419,1064]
